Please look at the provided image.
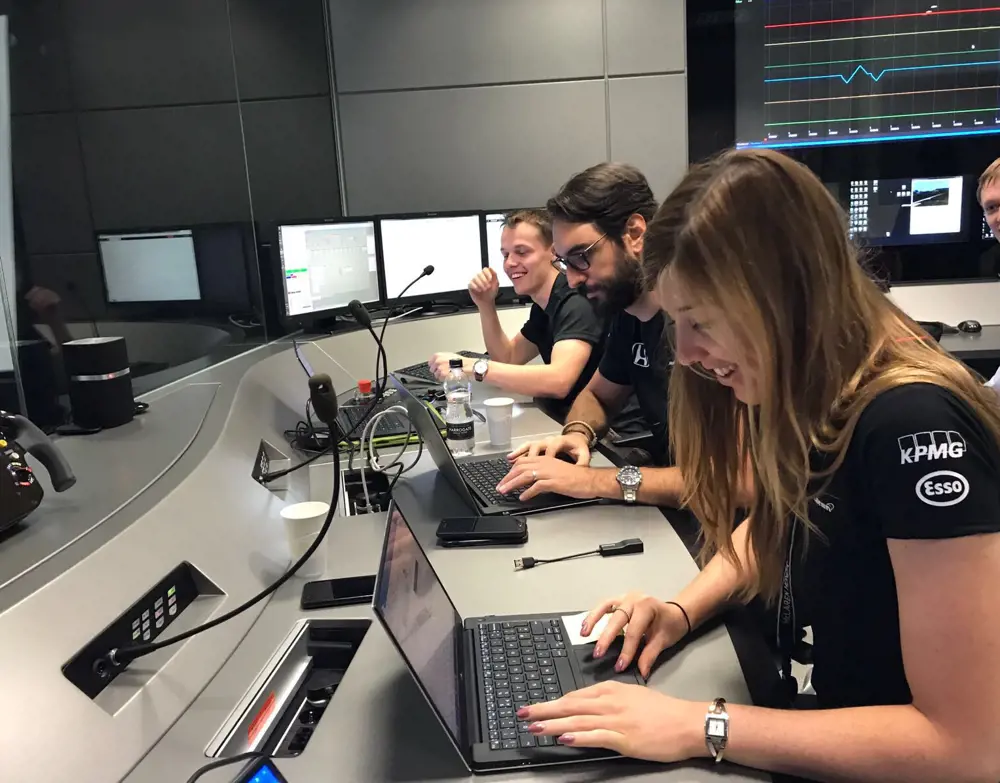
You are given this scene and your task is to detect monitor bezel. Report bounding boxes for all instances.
[377,210,482,308]
[272,215,385,329]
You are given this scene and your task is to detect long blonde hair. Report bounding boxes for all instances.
[644,149,1000,602]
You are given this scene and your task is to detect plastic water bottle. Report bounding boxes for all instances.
[444,358,475,456]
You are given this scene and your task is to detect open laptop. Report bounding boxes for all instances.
[291,340,413,440]
[389,374,598,516]
[373,502,641,773]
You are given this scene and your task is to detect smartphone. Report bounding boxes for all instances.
[300,575,376,610]
[436,515,528,544]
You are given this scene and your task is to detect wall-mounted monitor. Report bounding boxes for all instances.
[840,175,966,246]
[380,213,482,303]
[98,230,201,303]
[484,212,514,289]
[277,220,380,318]
[735,2,1000,149]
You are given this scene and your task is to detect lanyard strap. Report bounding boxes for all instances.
[776,521,798,690]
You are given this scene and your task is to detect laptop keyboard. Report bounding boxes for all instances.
[336,404,410,439]
[394,350,487,383]
[460,459,520,504]
[477,619,570,751]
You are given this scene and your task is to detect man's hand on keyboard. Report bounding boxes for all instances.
[429,352,473,381]
[496,455,597,502]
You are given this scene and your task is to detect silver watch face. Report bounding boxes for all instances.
[617,465,642,489]
[707,718,727,738]
[473,359,488,376]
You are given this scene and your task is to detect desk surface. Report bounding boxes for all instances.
[939,324,1000,360]
[0,307,776,783]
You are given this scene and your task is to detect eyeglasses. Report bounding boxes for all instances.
[551,234,607,272]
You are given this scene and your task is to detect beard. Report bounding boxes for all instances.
[587,253,645,317]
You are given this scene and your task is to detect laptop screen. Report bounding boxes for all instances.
[374,504,465,746]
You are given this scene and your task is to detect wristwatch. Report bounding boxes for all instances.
[705,698,729,763]
[473,358,490,382]
[615,465,642,503]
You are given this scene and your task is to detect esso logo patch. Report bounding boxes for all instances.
[915,470,969,507]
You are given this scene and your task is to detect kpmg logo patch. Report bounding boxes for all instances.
[632,342,649,368]
[915,470,969,507]
[898,431,966,465]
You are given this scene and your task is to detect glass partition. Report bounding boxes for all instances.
[7,0,269,429]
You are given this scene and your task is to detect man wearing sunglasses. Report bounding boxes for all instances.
[496,163,687,506]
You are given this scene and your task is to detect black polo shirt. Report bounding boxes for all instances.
[598,310,673,464]
[793,383,1000,708]
[520,273,606,420]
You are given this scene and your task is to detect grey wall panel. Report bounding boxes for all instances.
[609,75,688,200]
[229,0,331,100]
[27,253,107,320]
[62,0,237,109]
[78,105,251,229]
[240,98,341,222]
[12,114,94,255]
[9,0,73,115]
[605,0,685,76]
[339,81,608,215]
[329,0,604,93]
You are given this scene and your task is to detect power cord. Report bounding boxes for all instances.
[186,751,269,783]
[513,538,644,571]
[356,405,421,513]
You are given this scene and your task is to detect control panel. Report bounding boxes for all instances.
[62,561,208,698]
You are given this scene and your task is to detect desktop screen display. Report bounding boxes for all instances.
[99,230,201,303]
[278,222,379,317]
[845,176,965,247]
[484,212,514,289]
[381,215,483,300]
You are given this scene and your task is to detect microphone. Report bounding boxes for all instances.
[65,282,100,339]
[349,299,388,401]
[373,266,436,395]
[308,373,339,427]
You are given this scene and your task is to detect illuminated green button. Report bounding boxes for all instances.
[167,586,176,597]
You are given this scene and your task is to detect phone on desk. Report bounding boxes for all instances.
[300,574,376,610]
[436,515,528,546]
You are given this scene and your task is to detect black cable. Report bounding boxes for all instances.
[186,751,269,783]
[513,538,645,571]
[98,439,342,673]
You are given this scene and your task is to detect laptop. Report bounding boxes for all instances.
[372,503,641,773]
[291,341,413,440]
[393,350,489,384]
[389,374,598,516]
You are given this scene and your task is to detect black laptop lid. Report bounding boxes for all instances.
[372,503,472,766]
[389,375,481,509]
[292,340,315,377]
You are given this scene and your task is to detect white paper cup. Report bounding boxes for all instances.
[289,531,328,578]
[280,501,329,577]
[483,397,515,448]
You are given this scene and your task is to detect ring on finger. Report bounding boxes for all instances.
[612,605,632,622]
[531,470,538,482]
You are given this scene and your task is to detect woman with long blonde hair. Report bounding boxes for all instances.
[517,149,1000,782]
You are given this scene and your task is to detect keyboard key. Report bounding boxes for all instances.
[534,642,550,651]
[496,689,511,699]
[502,729,517,740]
[525,672,540,681]
[498,698,513,708]
[553,641,566,649]
[521,655,537,664]
[538,658,553,667]
[500,718,515,729]
[531,621,546,635]
[523,663,538,672]
[505,642,519,650]
[490,740,502,751]
[515,625,529,633]
[517,632,531,641]
[513,693,529,703]
[542,675,557,685]
[551,649,568,658]
[512,683,527,693]
[540,666,555,675]
[519,734,536,748]
[544,684,560,694]
[508,666,523,675]
[510,674,525,683]
[503,740,519,750]
[528,690,544,700]
[538,736,555,746]
[547,694,561,701]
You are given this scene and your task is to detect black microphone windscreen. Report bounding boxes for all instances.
[308,373,339,426]
[348,299,372,328]
[423,265,435,276]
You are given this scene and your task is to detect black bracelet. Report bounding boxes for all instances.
[665,601,692,635]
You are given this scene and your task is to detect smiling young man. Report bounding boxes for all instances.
[497,164,698,507]
[429,209,607,421]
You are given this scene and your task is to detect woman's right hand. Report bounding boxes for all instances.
[468,267,500,309]
[581,592,690,679]
[507,432,592,465]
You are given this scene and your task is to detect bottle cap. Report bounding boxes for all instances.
[449,358,463,369]
[357,379,372,394]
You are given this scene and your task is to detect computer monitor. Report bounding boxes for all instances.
[483,212,514,289]
[380,214,483,303]
[844,176,966,247]
[277,220,380,318]
[98,230,201,303]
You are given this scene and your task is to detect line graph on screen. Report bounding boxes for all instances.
[758,1,1000,147]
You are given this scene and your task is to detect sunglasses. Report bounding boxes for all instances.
[551,233,607,272]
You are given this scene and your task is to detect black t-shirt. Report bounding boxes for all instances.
[598,310,673,463]
[792,383,1000,708]
[520,273,606,418]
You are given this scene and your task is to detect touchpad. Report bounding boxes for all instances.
[572,638,643,686]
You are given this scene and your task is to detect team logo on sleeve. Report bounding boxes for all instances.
[915,470,969,507]
[632,343,650,367]
[898,431,966,464]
